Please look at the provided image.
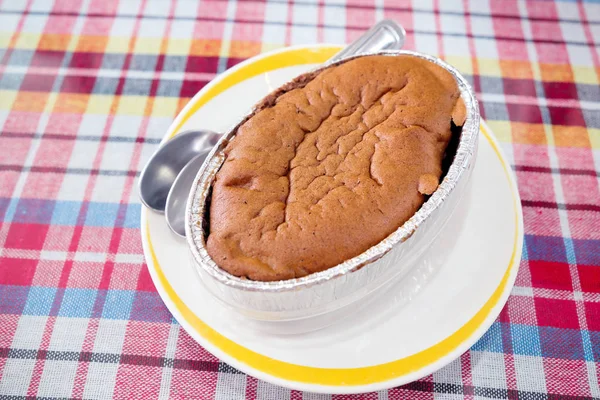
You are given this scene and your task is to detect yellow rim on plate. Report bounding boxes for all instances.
[169,46,341,139]
[146,46,520,387]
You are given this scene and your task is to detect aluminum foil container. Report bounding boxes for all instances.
[186,50,480,321]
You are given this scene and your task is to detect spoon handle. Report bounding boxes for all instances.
[328,20,406,64]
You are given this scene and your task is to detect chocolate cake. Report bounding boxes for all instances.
[206,55,466,281]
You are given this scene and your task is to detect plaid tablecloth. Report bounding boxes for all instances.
[1,0,599,398]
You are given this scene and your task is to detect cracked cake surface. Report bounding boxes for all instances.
[207,55,466,281]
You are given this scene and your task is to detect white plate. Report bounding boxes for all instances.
[140,45,524,394]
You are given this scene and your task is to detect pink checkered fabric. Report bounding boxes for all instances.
[0,0,599,398]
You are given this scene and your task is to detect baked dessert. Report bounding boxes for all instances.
[207,55,466,281]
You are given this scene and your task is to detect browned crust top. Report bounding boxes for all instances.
[207,55,465,281]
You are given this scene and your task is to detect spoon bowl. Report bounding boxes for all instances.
[165,150,212,237]
[138,130,220,212]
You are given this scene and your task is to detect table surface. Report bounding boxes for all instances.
[1,0,599,399]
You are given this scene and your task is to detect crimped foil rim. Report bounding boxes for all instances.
[186,49,480,292]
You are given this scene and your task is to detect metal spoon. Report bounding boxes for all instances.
[145,19,406,237]
[138,130,220,212]
[165,150,211,236]
[328,19,405,63]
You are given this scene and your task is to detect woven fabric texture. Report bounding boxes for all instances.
[0,0,599,398]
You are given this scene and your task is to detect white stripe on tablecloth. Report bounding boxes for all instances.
[470,351,508,391]
[217,0,238,74]
[0,316,48,396]
[158,322,180,400]
[513,355,548,394]
[518,3,599,396]
[215,370,247,400]
[256,379,291,400]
